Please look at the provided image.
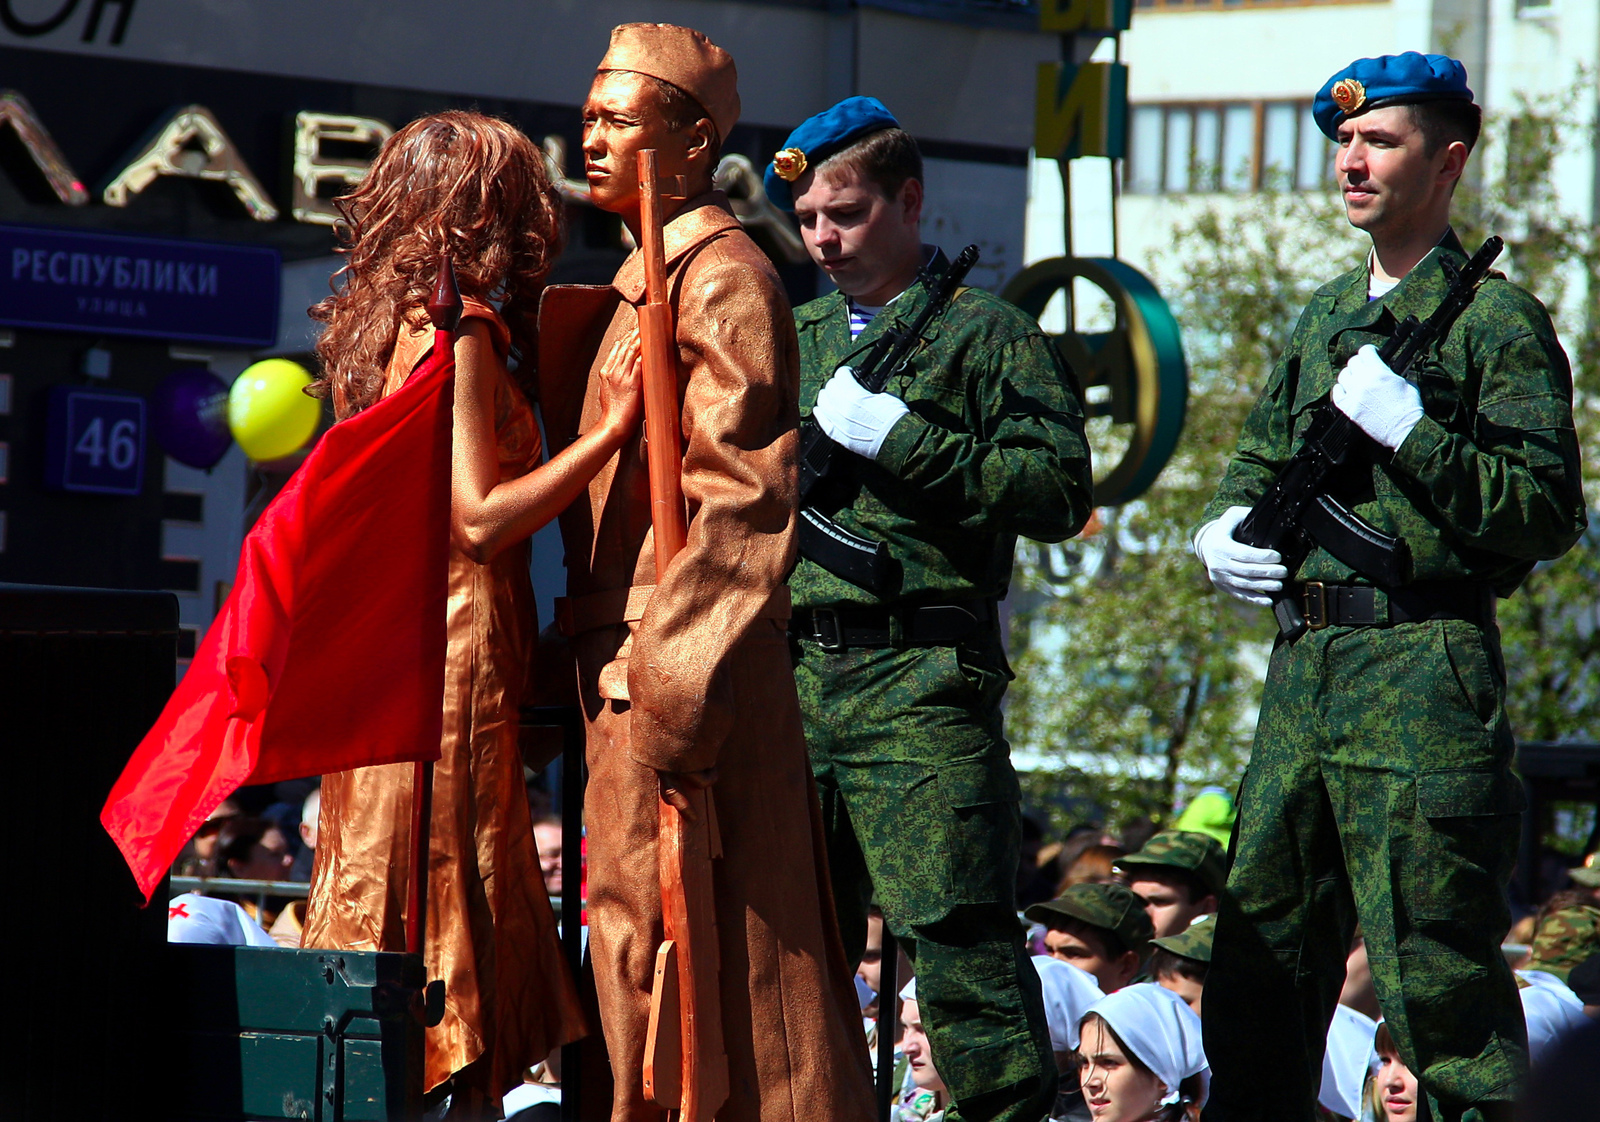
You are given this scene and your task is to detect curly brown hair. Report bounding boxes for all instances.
[309,110,563,418]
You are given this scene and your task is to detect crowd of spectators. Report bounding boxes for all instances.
[874,810,1600,1122]
[162,776,1600,1120]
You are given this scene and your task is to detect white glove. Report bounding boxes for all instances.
[812,366,909,461]
[1193,506,1287,606]
[1331,344,1424,451]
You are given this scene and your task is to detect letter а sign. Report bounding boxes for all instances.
[45,386,146,495]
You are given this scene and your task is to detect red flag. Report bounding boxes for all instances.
[102,345,454,903]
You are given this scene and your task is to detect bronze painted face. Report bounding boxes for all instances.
[581,70,699,219]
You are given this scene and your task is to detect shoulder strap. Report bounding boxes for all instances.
[459,297,512,359]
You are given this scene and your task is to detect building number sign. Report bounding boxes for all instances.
[45,385,145,495]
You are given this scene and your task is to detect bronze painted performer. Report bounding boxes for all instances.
[537,24,877,1122]
[303,111,643,1115]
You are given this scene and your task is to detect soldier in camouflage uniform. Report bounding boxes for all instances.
[762,98,1093,1122]
[1525,905,1600,985]
[1193,54,1586,1122]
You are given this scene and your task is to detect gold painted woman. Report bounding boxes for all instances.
[302,109,641,1116]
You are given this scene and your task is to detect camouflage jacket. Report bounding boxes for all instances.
[791,249,1093,609]
[1202,230,1587,595]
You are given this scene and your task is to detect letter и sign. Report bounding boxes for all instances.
[45,386,146,496]
[0,224,280,348]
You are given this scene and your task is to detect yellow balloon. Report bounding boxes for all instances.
[228,359,320,461]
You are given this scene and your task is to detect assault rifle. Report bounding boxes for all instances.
[797,244,979,593]
[1235,235,1504,638]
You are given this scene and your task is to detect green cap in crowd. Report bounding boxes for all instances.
[1569,853,1600,889]
[1025,882,1154,952]
[1151,913,1216,964]
[1116,829,1229,899]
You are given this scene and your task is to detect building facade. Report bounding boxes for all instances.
[1030,0,1599,317]
[0,0,1056,656]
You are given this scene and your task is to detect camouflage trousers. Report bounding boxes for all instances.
[1204,619,1529,1122]
[794,630,1057,1122]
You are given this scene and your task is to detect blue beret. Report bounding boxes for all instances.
[763,96,900,212]
[1313,53,1473,140]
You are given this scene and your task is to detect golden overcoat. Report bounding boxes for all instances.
[538,193,876,1122]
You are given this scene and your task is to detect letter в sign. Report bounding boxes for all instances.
[291,112,393,225]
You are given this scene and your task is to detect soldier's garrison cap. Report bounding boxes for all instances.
[763,95,900,212]
[598,23,741,142]
[1150,913,1215,965]
[1115,830,1228,899]
[1527,905,1600,984]
[1313,52,1474,141]
[1569,852,1600,888]
[1026,882,1154,950]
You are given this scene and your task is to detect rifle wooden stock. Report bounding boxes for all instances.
[644,788,729,1121]
[635,148,730,1122]
[637,149,689,569]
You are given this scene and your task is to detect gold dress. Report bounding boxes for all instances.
[304,300,584,1100]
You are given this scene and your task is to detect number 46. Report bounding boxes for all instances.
[75,417,139,471]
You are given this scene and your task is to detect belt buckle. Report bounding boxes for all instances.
[1303,581,1329,631]
[811,608,845,652]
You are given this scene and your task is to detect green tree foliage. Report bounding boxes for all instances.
[1009,91,1600,832]
[1452,87,1600,743]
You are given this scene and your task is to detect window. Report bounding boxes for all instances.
[1192,108,1220,191]
[1261,102,1298,189]
[1296,104,1329,190]
[1220,105,1255,191]
[1128,106,1164,194]
[1164,111,1193,193]
[1122,100,1333,195]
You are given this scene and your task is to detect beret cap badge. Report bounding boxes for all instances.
[1331,78,1367,115]
[772,147,808,182]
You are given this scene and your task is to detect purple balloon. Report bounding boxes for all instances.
[151,367,233,469]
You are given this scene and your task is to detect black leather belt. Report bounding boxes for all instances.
[1290,581,1496,631]
[791,599,995,651]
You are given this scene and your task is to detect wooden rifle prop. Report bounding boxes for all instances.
[634,148,731,1122]
[1234,235,1503,639]
[795,244,980,594]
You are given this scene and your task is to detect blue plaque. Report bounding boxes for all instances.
[0,224,280,348]
[45,386,147,496]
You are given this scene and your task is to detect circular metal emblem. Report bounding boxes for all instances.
[1331,78,1367,115]
[1001,256,1188,506]
[772,147,808,182]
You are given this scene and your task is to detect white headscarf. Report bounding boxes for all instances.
[1075,983,1208,1106]
[899,976,917,1002]
[1319,1004,1376,1120]
[1031,955,1104,1054]
[1516,971,1589,1064]
[166,892,277,948]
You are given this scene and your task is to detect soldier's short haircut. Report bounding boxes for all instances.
[1408,99,1482,156]
[1123,864,1211,905]
[636,74,724,166]
[816,127,923,202]
[1148,948,1207,985]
